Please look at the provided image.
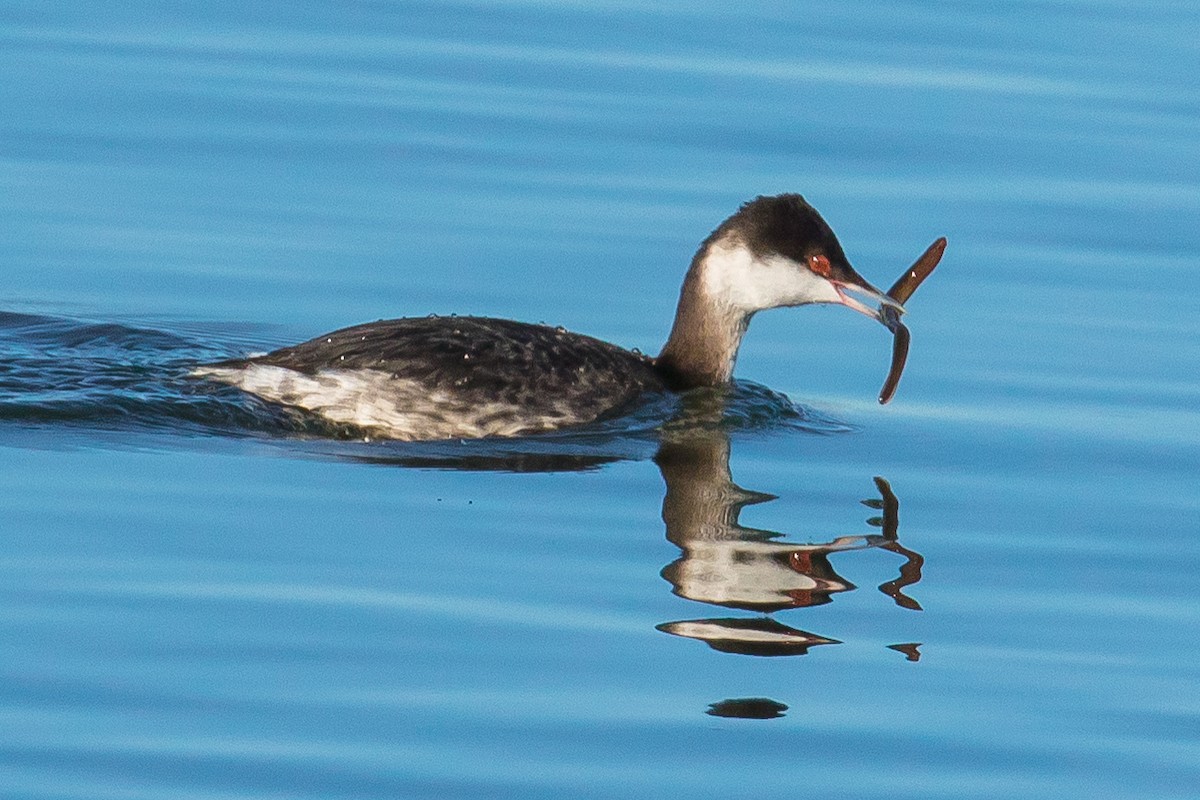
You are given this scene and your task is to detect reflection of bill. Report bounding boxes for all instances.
[654,431,923,655]
[657,617,840,657]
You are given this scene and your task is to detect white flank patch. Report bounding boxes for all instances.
[193,364,587,440]
[701,241,840,314]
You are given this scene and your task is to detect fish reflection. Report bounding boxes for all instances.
[653,430,923,655]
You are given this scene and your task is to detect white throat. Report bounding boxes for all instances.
[699,241,840,315]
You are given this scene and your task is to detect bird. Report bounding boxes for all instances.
[194,194,904,441]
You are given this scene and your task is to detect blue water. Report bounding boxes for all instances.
[3,2,1200,797]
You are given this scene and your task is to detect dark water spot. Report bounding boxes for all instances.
[706,698,789,719]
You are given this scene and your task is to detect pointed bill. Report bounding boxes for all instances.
[833,266,907,321]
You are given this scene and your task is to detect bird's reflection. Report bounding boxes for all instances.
[652,429,923,657]
[295,393,926,722]
[301,387,924,718]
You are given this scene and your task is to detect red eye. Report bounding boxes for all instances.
[808,253,832,278]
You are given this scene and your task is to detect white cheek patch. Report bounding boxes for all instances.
[668,539,825,608]
[700,244,840,314]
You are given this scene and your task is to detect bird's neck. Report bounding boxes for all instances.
[655,245,752,390]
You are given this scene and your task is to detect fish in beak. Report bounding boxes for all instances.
[877,237,947,404]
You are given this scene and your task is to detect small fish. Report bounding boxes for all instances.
[878,237,946,404]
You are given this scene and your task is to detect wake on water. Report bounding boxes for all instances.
[0,311,852,470]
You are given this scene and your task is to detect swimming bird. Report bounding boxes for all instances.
[195,194,904,440]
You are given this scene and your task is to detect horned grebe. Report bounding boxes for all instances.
[195,194,905,440]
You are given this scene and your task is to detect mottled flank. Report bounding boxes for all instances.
[195,316,667,440]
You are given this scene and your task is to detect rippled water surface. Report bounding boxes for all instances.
[3,2,1199,798]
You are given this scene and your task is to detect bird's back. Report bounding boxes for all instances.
[198,316,667,439]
